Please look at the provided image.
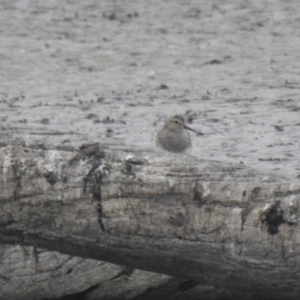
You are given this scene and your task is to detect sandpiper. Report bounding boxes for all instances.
[156,115,197,153]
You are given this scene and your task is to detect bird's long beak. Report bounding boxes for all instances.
[182,123,196,133]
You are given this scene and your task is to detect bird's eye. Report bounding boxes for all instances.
[175,120,178,124]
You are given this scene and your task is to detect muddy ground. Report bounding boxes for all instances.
[2,0,300,177]
[1,0,300,299]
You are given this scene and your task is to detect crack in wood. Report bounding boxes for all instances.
[69,143,105,166]
[274,189,300,197]
[250,187,261,200]
[83,166,105,231]
[73,144,106,231]
[110,266,134,280]
[241,205,253,232]
[94,171,105,232]
[178,280,200,292]
[12,161,22,200]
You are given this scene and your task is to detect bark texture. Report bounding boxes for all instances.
[0,244,124,300]
[0,136,300,300]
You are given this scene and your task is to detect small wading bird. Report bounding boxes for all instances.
[156,115,199,153]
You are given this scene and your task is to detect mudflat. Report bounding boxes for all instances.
[1,0,300,178]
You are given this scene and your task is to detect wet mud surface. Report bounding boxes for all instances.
[1,0,300,178]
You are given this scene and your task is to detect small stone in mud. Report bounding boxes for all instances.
[159,84,169,90]
[86,113,98,120]
[102,116,114,123]
[206,59,221,64]
[202,95,210,100]
[106,128,114,137]
[40,118,49,125]
[196,131,204,136]
[186,117,193,123]
[103,12,117,20]
[97,97,105,103]
[274,125,284,132]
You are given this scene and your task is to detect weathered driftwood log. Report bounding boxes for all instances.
[0,244,129,300]
[0,135,300,300]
